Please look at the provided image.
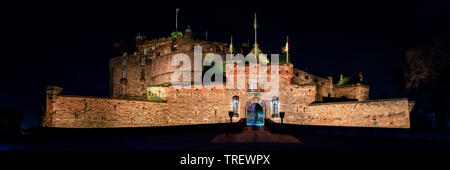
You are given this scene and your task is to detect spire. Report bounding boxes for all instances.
[185,25,191,32]
[185,25,193,39]
[136,32,143,41]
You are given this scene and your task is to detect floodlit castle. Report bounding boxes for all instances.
[41,14,414,128]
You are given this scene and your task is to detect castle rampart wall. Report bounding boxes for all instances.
[43,95,168,128]
[282,98,412,128]
[42,81,318,128]
[165,88,246,125]
[42,86,411,129]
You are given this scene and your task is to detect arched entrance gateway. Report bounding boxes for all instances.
[246,102,265,126]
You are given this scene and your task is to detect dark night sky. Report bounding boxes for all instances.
[1,0,449,128]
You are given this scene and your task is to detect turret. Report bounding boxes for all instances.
[184,26,193,40]
[135,33,145,46]
[42,86,63,127]
[359,72,363,82]
[46,86,63,101]
[327,76,333,85]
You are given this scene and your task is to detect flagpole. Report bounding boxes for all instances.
[254,13,257,62]
[175,8,178,31]
[255,13,257,45]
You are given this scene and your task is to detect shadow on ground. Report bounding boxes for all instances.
[1,119,450,150]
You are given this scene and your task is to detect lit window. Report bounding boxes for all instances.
[122,59,127,67]
[141,58,146,65]
[122,71,126,78]
[272,96,279,115]
[249,82,257,90]
[232,96,239,114]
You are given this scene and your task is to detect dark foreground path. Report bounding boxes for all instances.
[210,126,301,143]
[1,123,450,150]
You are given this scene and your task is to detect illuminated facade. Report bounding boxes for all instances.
[42,28,414,128]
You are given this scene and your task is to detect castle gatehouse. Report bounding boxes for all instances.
[41,17,414,129]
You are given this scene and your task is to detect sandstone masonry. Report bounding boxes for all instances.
[41,30,414,129]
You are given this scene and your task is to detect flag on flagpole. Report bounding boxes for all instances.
[286,36,289,63]
[285,37,289,52]
[229,36,233,53]
[254,13,257,29]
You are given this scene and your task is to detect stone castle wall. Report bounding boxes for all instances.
[42,35,412,129]
[335,84,370,101]
[110,37,228,99]
[281,98,412,128]
[42,79,318,128]
[42,85,412,128]
[291,69,334,101]
[42,87,251,128]
[43,95,168,128]
[110,53,150,99]
[165,88,248,125]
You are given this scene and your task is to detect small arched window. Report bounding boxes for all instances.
[272,96,279,116]
[232,96,239,114]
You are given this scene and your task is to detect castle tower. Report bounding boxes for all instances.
[42,86,63,127]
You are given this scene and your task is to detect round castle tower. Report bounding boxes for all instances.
[109,29,229,99]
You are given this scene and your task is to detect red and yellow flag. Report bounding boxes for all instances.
[285,37,289,52]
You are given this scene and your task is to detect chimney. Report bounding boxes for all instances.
[359,72,363,82]
[327,76,333,85]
